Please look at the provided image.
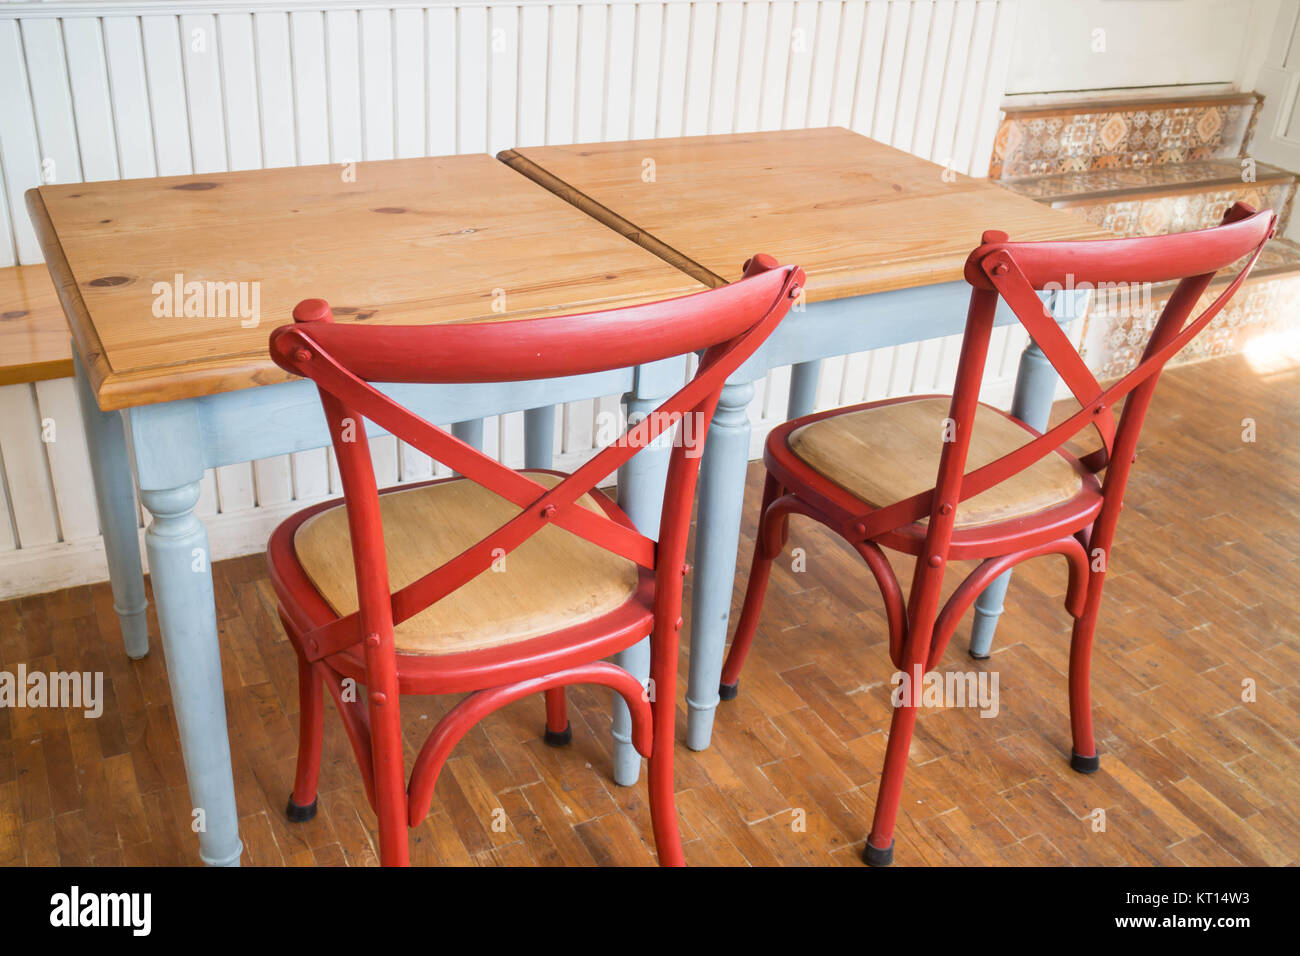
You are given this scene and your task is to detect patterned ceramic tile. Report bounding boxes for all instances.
[995,94,1296,379]
[990,96,1260,180]
[1234,237,1300,274]
[1080,240,1300,380]
[1063,181,1295,238]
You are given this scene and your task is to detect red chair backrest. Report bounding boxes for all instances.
[857,203,1275,542]
[269,256,804,664]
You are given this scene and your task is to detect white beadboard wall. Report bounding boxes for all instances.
[0,0,1056,599]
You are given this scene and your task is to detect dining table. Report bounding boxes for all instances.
[28,127,1107,866]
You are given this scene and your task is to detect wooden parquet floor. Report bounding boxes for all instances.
[1,354,1296,866]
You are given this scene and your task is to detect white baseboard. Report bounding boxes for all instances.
[0,498,331,601]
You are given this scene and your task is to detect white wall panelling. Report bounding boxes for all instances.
[1247,1,1300,239]
[1004,0,1259,96]
[0,0,1033,598]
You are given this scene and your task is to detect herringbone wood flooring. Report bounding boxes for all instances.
[1,355,1296,866]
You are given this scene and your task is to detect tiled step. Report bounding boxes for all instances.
[1002,158,1292,204]
[990,92,1260,181]
[1079,238,1300,380]
[992,90,1300,381]
[1000,158,1297,237]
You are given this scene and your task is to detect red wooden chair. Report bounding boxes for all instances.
[717,204,1274,866]
[266,256,804,866]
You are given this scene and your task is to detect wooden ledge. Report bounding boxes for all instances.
[1002,159,1297,206]
[999,91,1262,120]
[0,263,73,386]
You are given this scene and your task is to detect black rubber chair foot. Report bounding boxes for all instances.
[285,796,318,823]
[718,682,739,702]
[862,839,894,867]
[544,723,573,747]
[1071,751,1101,774]
[968,651,991,661]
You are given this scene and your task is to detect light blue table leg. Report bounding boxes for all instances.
[611,360,680,785]
[451,418,485,450]
[129,401,243,867]
[73,350,149,660]
[523,405,555,468]
[524,404,566,750]
[685,375,756,751]
[968,290,1080,658]
[787,359,822,418]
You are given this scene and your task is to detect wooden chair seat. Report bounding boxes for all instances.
[294,473,640,656]
[787,397,1084,528]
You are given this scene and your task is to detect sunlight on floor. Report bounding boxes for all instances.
[1243,327,1300,376]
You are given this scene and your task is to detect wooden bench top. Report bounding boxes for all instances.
[0,265,73,386]
[27,153,706,411]
[501,127,1112,303]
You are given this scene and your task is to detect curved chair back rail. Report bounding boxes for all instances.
[270,257,803,660]
[886,204,1276,543]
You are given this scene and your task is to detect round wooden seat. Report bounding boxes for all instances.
[293,473,641,656]
[787,396,1085,528]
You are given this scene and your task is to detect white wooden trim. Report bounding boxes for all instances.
[1000,83,1242,110]
[1,0,947,17]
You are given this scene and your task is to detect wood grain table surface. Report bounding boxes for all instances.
[27,153,706,410]
[501,127,1112,302]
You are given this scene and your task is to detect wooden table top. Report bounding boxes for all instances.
[501,127,1112,302]
[27,154,706,410]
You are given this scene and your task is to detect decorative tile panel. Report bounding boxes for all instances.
[990,95,1261,181]
[1063,181,1296,238]
[1080,241,1300,381]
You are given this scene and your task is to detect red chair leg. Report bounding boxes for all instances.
[543,687,572,747]
[720,473,786,699]
[370,681,411,866]
[374,782,410,866]
[864,698,918,867]
[648,735,684,866]
[1068,591,1104,774]
[866,556,944,867]
[287,655,323,823]
[647,645,685,866]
